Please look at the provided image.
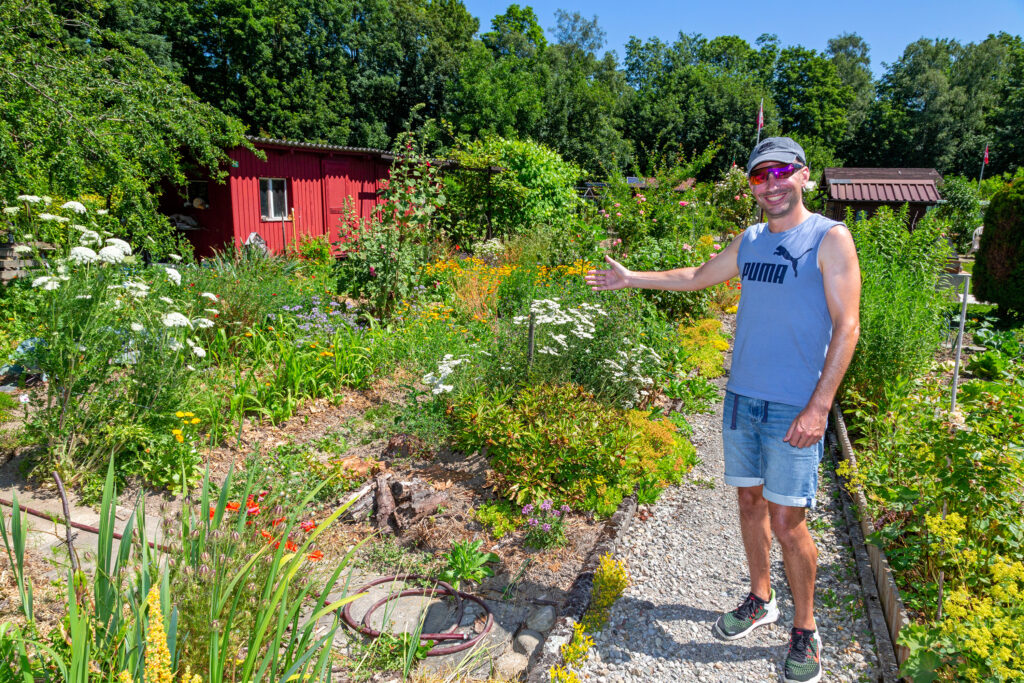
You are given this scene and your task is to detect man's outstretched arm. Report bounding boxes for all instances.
[585,237,741,292]
[784,225,861,448]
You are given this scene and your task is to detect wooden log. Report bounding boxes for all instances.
[373,474,396,531]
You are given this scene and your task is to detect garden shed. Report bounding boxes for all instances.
[821,167,943,227]
[161,136,391,257]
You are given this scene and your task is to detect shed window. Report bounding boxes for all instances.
[259,178,289,220]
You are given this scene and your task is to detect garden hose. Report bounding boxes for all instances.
[341,574,494,656]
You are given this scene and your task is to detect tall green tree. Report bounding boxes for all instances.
[771,46,851,153]
[826,33,875,141]
[0,0,247,249]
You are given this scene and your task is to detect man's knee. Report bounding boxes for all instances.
[737,485,766,513]
[769,505,811,548]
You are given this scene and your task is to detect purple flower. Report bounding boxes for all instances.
[528,518,538,527]
[551,509,560,518]
[540,500,552,511]
[561,504,571,513]
[522,504,534,515]
[542,523,551,532]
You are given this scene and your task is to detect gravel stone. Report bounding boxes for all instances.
[527,604,557,632]
[515,629,544,657]
[572,327,882,682]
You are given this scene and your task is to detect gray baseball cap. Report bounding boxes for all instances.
[746,137,806,173]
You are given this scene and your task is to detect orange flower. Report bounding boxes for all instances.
[271,516,286,527]
[260,529,272,540]
[209,506,216,519]
[300,520,316,532]
[306,550,323,562]
[226,501,241,512]
[285,540,298,552]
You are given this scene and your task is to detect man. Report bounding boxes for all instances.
[585,137,860,683]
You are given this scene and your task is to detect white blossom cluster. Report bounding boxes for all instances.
[473,238,505,262]
[512,298,608,352]
[423,354,471,394]
[601,338,663,408]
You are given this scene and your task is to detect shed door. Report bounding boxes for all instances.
[323,158,379,247]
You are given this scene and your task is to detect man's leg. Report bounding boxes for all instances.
[769,502,817,631]
[737,485,772,601]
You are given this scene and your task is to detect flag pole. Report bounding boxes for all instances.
[756,98,764,145]
[979,144,988,184]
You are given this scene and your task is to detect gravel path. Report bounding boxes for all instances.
[574,371,882,682]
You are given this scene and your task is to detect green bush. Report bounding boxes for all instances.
[449,384,694,515]
[974,177,1024,312]
[621,233,719,319]
[445,135,581,244]
[844,205,950,402]
[936,176,983,254]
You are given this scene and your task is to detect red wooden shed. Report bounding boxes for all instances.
[161,136,391,258]
[821,167,943,228]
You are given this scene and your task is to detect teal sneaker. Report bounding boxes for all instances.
[713,589,778,640]
[784,627,822,683]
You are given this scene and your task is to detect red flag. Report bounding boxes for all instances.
[984,145,989,165]
[756,99,764,131]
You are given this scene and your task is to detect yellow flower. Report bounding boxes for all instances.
[174,434,184,443]
[143,587,173,683]
[175,411,185,418]
[190,418,200,425]
[171,429,182,436]
[184,412,194,417]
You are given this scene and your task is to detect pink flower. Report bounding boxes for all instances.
[369,266,376,277]
[679,200,689,207]
[734,195,741,201]
[682,243,692,251]
[709,253,717,259]
[613,203,620,208]
[713,244,721,250]
[639,210,644,216]
[616,212,622,216]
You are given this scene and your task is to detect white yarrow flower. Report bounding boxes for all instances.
[41,196,52,206]
[75,294,92,300]
[131,323,145,332]
[79,230,102,247]
[38,213,69,223]
[191,345,207,358]
[105,238,132,256]
[12,245,31,255]
[98,246,125,263]
[165,267,181,286]
[122,280,150,297]
[201,292,218,301]
[16,195,41,203]
[159,296,174,305]
[96,209,108,215]
[3,206,20,215]
[162,312,191,328]
[68,246,98,264]
[192,318,214,329]
[204,308,219,315]
[167,253,182,262]
[168,339,184,351]
[61,201,87,214]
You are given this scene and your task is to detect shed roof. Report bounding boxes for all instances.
[246,135,389,156]
[823,167,943,204]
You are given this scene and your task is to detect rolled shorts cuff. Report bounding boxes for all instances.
[724,475,765,488]
[762,487,816,510]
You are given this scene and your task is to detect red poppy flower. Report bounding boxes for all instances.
[300,520,316,532]
[285,540,298,552]
[260,529,272,540]
[209,506,216,519]
[271,516,286,527]
[226,501,240,512]
[307,550,324,562]
[247,506,260,516]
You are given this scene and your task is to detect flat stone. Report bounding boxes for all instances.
[495,651,529,679]
[526,604,556,631]
[513,628,543,657]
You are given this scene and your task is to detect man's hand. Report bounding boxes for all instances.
[784,404,829,449]
[585,255,631,291]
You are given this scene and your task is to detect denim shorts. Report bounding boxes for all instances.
[721,391,824,509]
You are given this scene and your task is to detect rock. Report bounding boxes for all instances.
[513,629,543,657]
[526,605,556,632]
[494,651,529,679]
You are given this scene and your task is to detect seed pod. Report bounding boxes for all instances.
[190,528,201,540]
[198,564,211,578]
[200,552,211,564]
[231,530,241,543]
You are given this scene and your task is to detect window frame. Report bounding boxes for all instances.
[259,177,289,221]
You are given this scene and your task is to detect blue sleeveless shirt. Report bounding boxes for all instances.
[726,213,842,407]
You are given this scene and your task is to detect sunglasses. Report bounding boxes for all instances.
[748,163,804,185]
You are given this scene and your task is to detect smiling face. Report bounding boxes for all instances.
[748,161,811,220]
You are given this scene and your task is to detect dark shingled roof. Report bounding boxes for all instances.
[246,135,388,156]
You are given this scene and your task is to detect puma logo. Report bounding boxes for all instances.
[774,246,813,278]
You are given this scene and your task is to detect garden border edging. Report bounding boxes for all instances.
[523,493,638,683]
[831,402,910,680]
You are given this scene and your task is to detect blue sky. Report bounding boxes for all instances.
[461,0,1024,77]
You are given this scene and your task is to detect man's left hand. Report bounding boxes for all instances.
[784,405,829,449]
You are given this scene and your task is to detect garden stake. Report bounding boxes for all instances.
[527,312,536,367]
[52,471,79,573]
[936,272,971,622]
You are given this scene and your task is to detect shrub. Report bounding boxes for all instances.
[844,206,950,401]
[974,177,1024,313]
[449,384,692,515]
[936,176,983,254]
[673,318,729,377]
[445,135,581,244]
[621,234,718,319]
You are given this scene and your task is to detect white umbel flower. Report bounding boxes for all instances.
[192,318,214,329]
[105,238,132,256]
[168,340,184,351]
[68,246,99,264]
[98,246,125,263]
[130,323,145,332]
[61,201,87,214]
[167,253,182,262]
[3,206,20,215]
[165,267,181,286]
[122,280,150,297]
[162,312,191,328]
[38,213,69,223]
[16,195,41,203]
[96,209,108,215]
[201,292,218,301]
[191,345,207,358]
[32,276,61,290]
[12,245,31,255]
[79,230,102,247]
[159,296,174,305]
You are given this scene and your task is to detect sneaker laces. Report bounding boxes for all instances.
[732,592,765,622]
[788,628,813,663]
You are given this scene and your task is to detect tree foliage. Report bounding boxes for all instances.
[974,178,1024,312]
